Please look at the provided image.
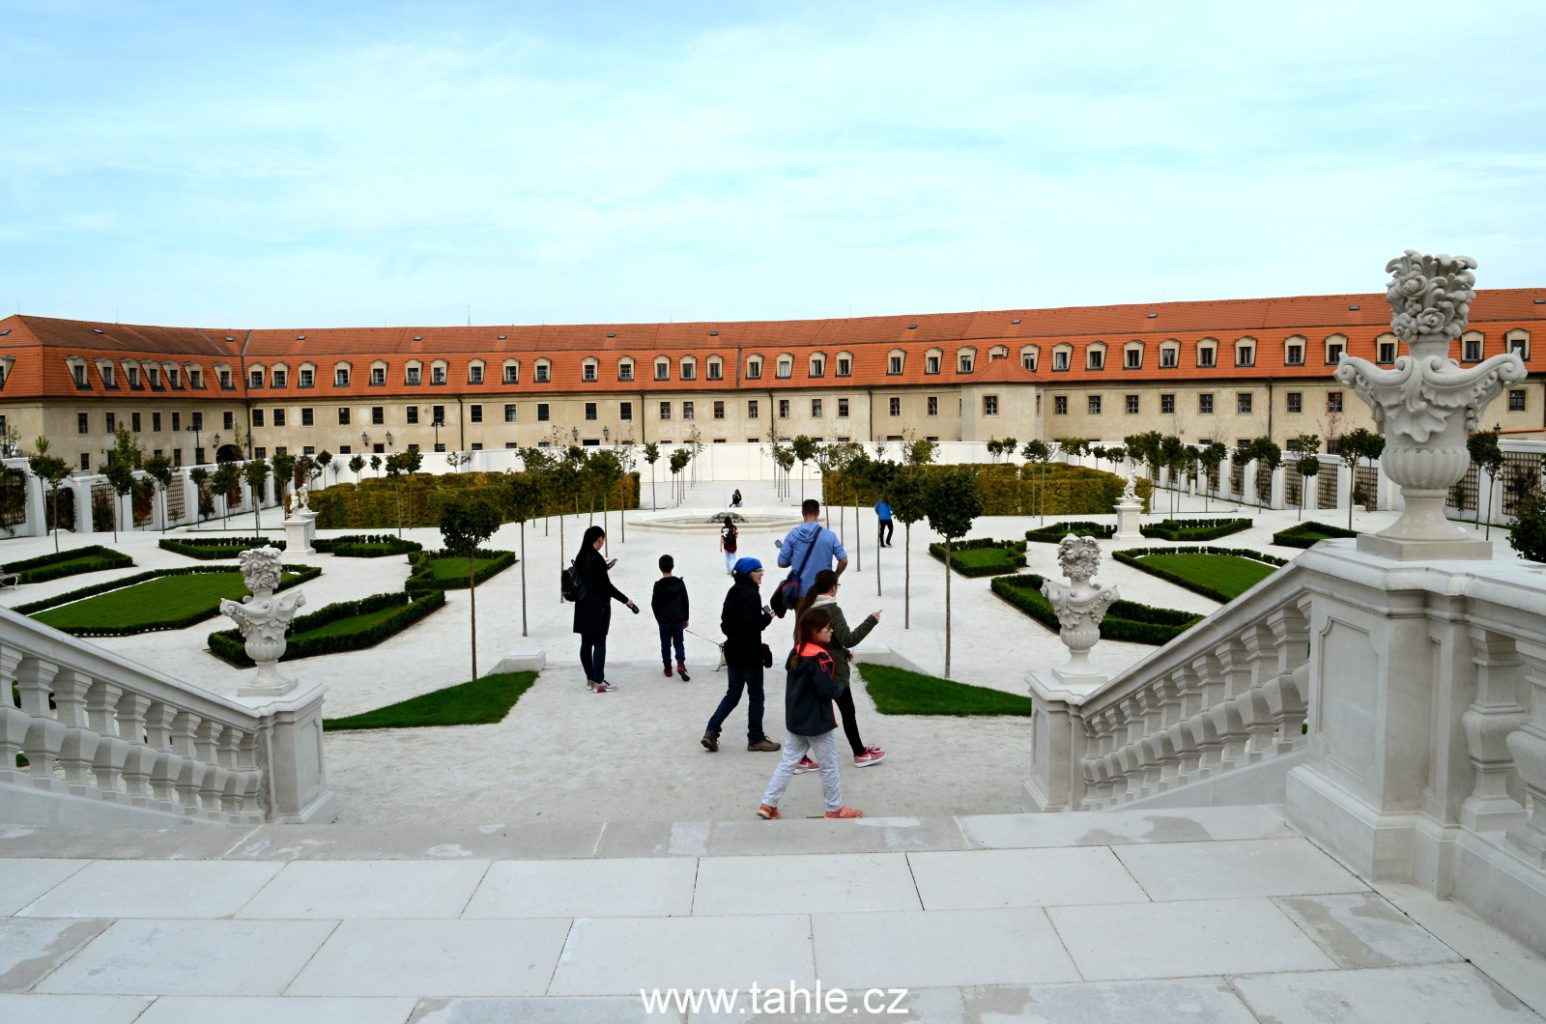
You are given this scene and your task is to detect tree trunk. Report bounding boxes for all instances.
[559,513,565,602]
[254,487,261,536]
[51,489,59,552]
[944,536,953,678]
[904,523,911,629]
[1485,476,1495,540]
[1298,478,1304,521]
[1348,466,1355,532]
[876,515,883,597]
[468,558,478,681]
[651,466,657,510]
[520,521,528,637]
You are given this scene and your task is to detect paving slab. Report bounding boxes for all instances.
[17,860,283,919]
[287,919,571,998]
[957,804,1295,849]
[410,995,668,1023]
[0,859,88,915]
[692,852,920,916]
[236,860,492,919]
[224,823,604,861]
[0,994,153,1024]
[1112,837,1367,901]
[1275,892,1461,968]
[1391,895,1546,1018]
[462,858,697,918]
[1047,898,1336,980]
[701,816,969,857]
[135,995,419,1024]
[548,915,815,996]
[813,907,1080,989]
[34,919,335,995]
[592,820,712,858]
[0,917,111,991]
[907,846,1150,909]
[957,978,1260,1024]
[0,824,253,861]
[1230,961,1545,1023]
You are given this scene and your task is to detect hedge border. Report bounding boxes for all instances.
[21,564,322,637]
[6,545,135,584]
[926,538,1028,578]
[1273,520,1359,548]
[1112,546,1287,603]
[207,588,447,666]
[1026,521,1115,543]
[990,572,1203,645]
[160,537,287,560]
[405,548,517,594]
[1139,518,1253,541]
[313,534,424,557]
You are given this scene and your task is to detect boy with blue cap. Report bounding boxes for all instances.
[702,556,781,752]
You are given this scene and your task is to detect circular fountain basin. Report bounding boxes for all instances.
[630,507,802,532]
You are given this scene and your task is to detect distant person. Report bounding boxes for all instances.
[572,525,639,693]
[776,500,848,598]
[756,606,863,820]
[719,514,739,574]
[730,488,743,508]
[875,497,894,548]
[651,554,690,681]
[792,570,885,770]
[702,557,780,753]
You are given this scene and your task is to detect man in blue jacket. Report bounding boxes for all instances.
[777,499,849,593]
[874,498,894,548]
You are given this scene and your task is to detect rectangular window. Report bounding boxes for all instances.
[776,360,792,379]
[469,365,483,384]
[983,395,998,416]
[504,364,519,384]
[660,401,671,421]
[504,404,517,423]
[431,405,445,425]
[537,403,550,421]
[1509,389,1526,411]
[1126,394,1140,414]
[249,369,263,388]
[1509,337,1529,358]
[191,368,205,389]
[272,409,286,427]
[406,406,419,424]
[811,399,822,417]
[371,406,384,425]
[73,364,87,387]
[714,400,725,420]
[888,355,903,375]
[837,398,849,417]
[104,411,116,432]
[470,405,483,423]
[958,354,974,373]
[171,412,181,431]
[836,357,851,377]
[407,366,422,385]
[583,363,597,382]
[1327,391,1343,413]
[927,396,938,416]
[77,412,88,434]
[1022,352,1037,372]
[1236,346,1255,367]
[1286,344,1304,366]
[617,363,633,382]
[1198,348,1216,368]
[370,366,385,386]
[334,367,350,387]
[535,364,549,383]
[925,355,941,375]
[746,360,762,380]
[1087,395,1101,415]
[778,399,789,419]
[1287,392,1302,413]
[1086,349,1104,371]
[271,369,286,388]
[747,400,758,419]
[150,412,161,432]
[1237,393,1253,414]
[683,401,695,420]
[1054,396,1068,415]
[1377,341,1397,364]
[681,362,696,381]
[807,358,824,379]
[219,368,232,390]
[1160,348,1178,369]
[302,407,314,426]
[620,401,632,421]
[299,368,314,388]
[1052,350,1070,371]
[585,402,597,421]
[192,411,203,430]
[655,362,670,382]
[1463,338,1483,361]
[1326,342,1345,364]
[254,447,266,459]
[148,368,160,388]
[889,397,901,416]
[1160,393,1175,414]
[127,367,140,388]
[707,361,723,381]
[1199,393,1215,414]
[223,411,234,430]
[338,407,350,425]
[1124,348,1141,369]
[431,366,446,385]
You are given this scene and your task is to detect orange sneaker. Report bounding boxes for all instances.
[757,804,780,820]
[824,806,863,819]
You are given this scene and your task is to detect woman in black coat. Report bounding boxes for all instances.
[572,525,638,693]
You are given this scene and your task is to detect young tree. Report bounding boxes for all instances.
[27,438,71,553]
[612,437,636,542]
[1022,439,1052,524]
[1249,437,1282,508]
[439,496,500,682]
[924,467,983,678]
[369,453,382,477]
[790,435,818,503]
[1508,488,1546,563]
[1160,435,1188,516]
[1338,427,1385,531]
[143,454,173,530]
[1059,437,1090,468]
[188,466,211,523]
[270,451,296,513]
[772,442,796,501]
[865,458,897,597]
[1287,434,1321,520]
[642,441,661,510]
[1197,442,1228,513]
[384,451,415,537]
[985,438,1003,463]
[241,458,270,534]
[505,473,544,637]
[101,460,133,542]
[668,448,691,506]
[589,449,623,552]
[212,461,240,526]
[904,433,938,467]
[348,453,366,480]
[886,465,931,629]
[1467,429,1505,538]
[316,450,334,483]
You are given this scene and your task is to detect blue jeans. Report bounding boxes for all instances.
[706,663,767,743]
[579,633,607,683]
[658,622,685,666]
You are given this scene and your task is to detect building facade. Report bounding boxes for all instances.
[1,289,1541,468]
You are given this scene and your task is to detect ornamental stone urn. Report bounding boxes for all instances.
[1041,534,1120,689]
[1336,251,1526,559]
[220,546,305,698]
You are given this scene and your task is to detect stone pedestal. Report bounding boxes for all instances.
[284,511,317,556]
[1114,499,1143,541]
[492,648,546,675]
[243,683,336,824]
[1356,533,1492,561]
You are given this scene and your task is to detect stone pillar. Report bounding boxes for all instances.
[1023,678,1086,812]
[250,684,336,823]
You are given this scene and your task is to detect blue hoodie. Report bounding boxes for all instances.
[777,520,847,593]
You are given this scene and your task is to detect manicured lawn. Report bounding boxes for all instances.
[294,603,416,641]
[951,548,1022,573]
[324,671,538,730]
[856,662,1031,717]
[1133,554,1277,600]
[421,556,501,583]
[34,571,299,631]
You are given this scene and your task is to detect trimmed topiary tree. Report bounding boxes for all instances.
[922,466,983,678]
[440,496,501,682]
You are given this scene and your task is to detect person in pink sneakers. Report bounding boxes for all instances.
[790,570,886,773]
[756,607,863,821]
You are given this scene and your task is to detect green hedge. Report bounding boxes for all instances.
[312,534,424,557]
[405,548,517,594]
[1139,518,1252,541]
[19,564,321,636]
[926,538,1028,577]
[826,463,1152,517]
[1025,521,1115,543]
[990,572,1203,645]
[1274,521,1359,548]
[160,537,287,560]
[1112,546,1287,603]
[207,589,446,665]
[310,471,639,530]
[5,545,134,584]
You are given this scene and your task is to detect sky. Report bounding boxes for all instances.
[2,0,1544,329]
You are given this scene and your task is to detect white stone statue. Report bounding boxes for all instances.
[1041,535,1119,681]
[296,485,310,512]
[220,547,305,697]
[1336,251,1526,555]
[1120,474,1138,505]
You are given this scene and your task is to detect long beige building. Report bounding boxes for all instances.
[1,289,1542,469]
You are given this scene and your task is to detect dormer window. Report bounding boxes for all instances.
[1123,344,1142,369]
[706,357,723,381]
[189,368,204,389]
[535,361,551,383]
[958,350,975,373]
[298,366,314,388]
[468,363,484,385]
[1285,340,1305,366]
[73,363,88,388]
[371,366,386,386]
[147,367,161,388]
[431,364,447,385]
[127,366,141,388]
[168,368,181,389]
[888,352,904,375]
[334,365,351,387]
[1197,341,1217,368]
[504,361,520,384]
[1085,346,1104,371]
[406,365,422,385]
[271,367,286,388]
[250,368,264,388]
[1463,335,1483,362]
[680,358,696,381]
[836,356,852,377]
[1377,335,1398,364]
[655,358,670,382]
[925,351,941,375]
[776,356,793,379]
[1159,344,1179,369]
[1235,339,1255,367]
[1508,331,1530,358]
[1052,349,1071,372]
[809,356,825,378]
[1325,336,1346,365]
[746,357,763,380]
[617,359,633,382]
[582,360,598,383]
[1021,346,1038,372]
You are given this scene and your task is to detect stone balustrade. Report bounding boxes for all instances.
[0,605,333,825]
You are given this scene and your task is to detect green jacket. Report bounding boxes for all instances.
[809,595,878,687]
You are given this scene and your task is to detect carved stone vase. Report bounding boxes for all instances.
[219,547,306,698]
[1041,535,1119,687]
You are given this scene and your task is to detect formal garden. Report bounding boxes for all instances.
[3,544,133,583]
[990,572,1203,645]
[927,537,1028,577]
[1113,546,1288,602]
[19,564,321,636]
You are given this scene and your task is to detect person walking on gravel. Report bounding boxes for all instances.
[572,525,638,693]
[792,569,885,770]
[719,514,740,574]
[702,557,780,753]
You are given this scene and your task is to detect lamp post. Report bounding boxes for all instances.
[385,431,393,448]
[431,412,443,452]
[189,425,202,465]
[571,426,579,444]
[361,431,370,451]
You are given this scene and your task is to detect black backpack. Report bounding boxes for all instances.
[561,559,589,603]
